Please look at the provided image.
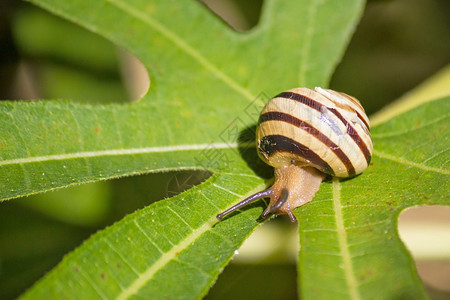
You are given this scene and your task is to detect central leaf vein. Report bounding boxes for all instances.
[116,216,218,299]
[0,143,244,166]
[333,178,360,300]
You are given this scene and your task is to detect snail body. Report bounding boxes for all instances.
[217,87,373,222]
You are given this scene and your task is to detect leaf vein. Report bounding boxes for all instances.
[399,139,436,158]
[116,216,218,299]
[302,227,337,233]
[209,229,235,247]
[421,148,449,164]
[371,113,449,138]
[0,143,242,166]
[173,258,210,278]
[166,206,194,231]
[6,111,31,157]
[133,220,164,254]
[107,0,254,101]
[373,149,449,174]
[77,266,109,300]
[345,219,390,230]
[211,183,242,197]
[215,171,260,179]
[333,178,360,300]
[199,191,221,210]
[104,239,140,276]
[19,164,32,190]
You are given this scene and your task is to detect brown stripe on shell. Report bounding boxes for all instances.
[275,91,322,111]
[275,91,372,165]
[355,111,370,132]
[258,134,335,176]
[318,89,371,133]
[328,108,372,165]
[259,111,356,176]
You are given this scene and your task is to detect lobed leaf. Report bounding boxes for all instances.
[4,0,448,299]
[296,97,449,299]
[5,0,365,298]
[20,163,267,299]
[0,0,365,201]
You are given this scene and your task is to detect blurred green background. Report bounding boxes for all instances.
[0,0,449,299]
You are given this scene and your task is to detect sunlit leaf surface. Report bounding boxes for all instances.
[1,0,448,299]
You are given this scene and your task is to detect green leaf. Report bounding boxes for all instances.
[12,7,120,73]
[296,97,449,299]
[3,0,366,296]
[19,168,266,299]
[18,181,111,227]
[0,201,95,300]
[3,0,365,298]
[1,0,364,201]
[3,0,448,299]
[370,64,450,126]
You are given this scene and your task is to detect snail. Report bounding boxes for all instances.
[217,87,373,222]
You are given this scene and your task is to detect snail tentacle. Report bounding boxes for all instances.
[216,189,273,220]
[216,87,372,221]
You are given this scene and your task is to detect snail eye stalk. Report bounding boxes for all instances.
[216,87,372,221]
[216,189,273,220]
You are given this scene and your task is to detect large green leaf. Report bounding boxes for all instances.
[1,0,448,299]
[1,0,364,200]
[297,97,449,299]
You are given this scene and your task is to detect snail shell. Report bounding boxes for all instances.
[217,87,373,222]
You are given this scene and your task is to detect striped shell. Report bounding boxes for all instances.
[216,87,372,222]
[257,87,372,178]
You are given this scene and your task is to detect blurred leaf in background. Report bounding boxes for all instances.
[10,5,127,103]
[330,0,450,114]
[0,169,211,299]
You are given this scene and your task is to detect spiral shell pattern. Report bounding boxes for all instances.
[256,87,373,178]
